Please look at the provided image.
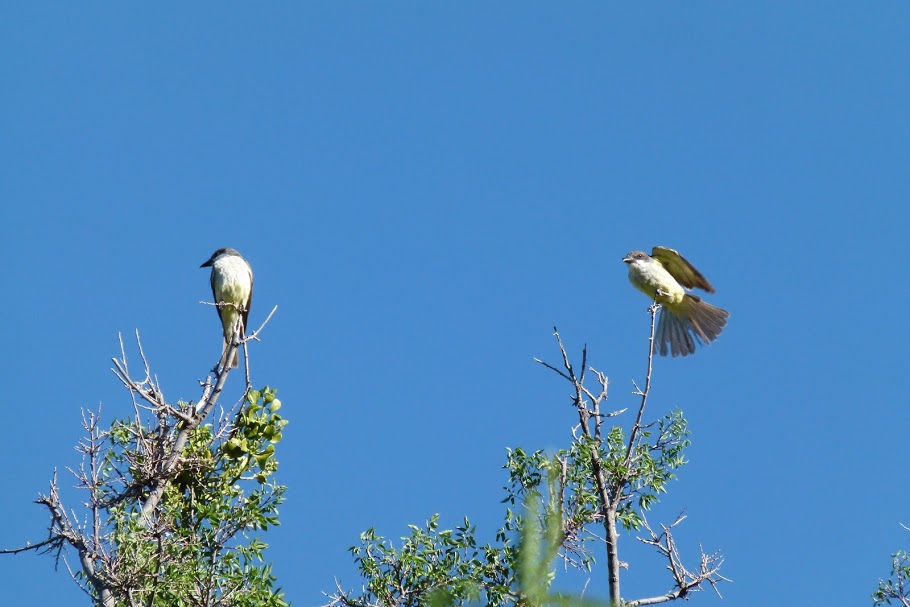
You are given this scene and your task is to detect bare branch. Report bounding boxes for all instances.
[626,514,729,606]
[533,358,572,382]
[244,304,278,342]
[536,327,622,599]
[624,303,659,466]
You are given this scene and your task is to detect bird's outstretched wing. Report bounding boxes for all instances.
[651,246,716,293]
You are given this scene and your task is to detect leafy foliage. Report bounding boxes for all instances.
[346,515,518,607]
[328,406,693,607]
[873,549,910,606]
[7,378,289,607]
[103,387,289,606]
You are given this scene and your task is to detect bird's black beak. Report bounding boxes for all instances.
[200,259,214,268]
[622,256,633,264]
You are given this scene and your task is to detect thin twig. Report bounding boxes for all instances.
[624,303,659,465]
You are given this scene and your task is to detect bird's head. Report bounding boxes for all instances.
[201,248,243,268]
[622,251,650,265]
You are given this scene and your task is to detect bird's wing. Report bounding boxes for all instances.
[242,267,253,336]
[651,246,716,293]
[209,269,221,319]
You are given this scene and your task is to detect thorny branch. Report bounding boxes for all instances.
[536,326,625,599]
[626,514,729,606]
[2,416,118,607]
[2,307,277,605]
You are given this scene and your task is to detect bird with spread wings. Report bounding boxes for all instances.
[623,246,729,357]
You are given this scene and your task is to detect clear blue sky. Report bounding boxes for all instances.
[2,4,908,606]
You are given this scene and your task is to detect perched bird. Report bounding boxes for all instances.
[623,246,729,357]
[200,248,253,368]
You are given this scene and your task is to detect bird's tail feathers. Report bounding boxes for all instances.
[223,340,239,368]
[220,315,244,369]
[655,295,729,357]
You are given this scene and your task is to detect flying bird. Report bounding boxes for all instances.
[623,246,729,357]
[201,248,253,368]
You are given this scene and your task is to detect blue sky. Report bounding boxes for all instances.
[2,3,908,606]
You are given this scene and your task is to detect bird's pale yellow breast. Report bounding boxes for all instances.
[212,258,252,306]
[628,259,686,305]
